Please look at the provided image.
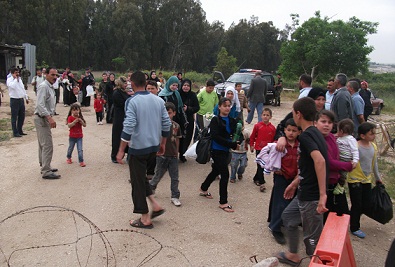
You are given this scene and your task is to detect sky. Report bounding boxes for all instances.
[199,0,395,64]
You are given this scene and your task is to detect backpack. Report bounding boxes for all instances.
[195,126,212,164]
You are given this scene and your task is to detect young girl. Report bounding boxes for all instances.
[315,110,353,222]
[200,97,242,212]
[347,122,383,238]
[94,93,106,125]
[336,119,359,185]
[66,103,87,167]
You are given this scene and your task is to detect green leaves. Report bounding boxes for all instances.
[280,12,378,81]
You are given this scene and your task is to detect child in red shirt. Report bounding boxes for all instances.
[94,93,106,125]
[66,103,87,167]
[268,118,300,244]
[250,108,276,191]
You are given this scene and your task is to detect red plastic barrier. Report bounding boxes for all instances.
[309,212,357,267]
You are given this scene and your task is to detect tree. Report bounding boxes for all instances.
[279,12,378,81]
[223,17,282,72]
[214,47,237,78]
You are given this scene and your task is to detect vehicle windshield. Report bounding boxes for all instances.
[226,73,253,84]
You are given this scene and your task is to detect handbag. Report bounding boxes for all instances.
[195,127,211,164]
[366,183,393,224]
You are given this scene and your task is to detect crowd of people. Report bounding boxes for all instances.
[4,67,394,266]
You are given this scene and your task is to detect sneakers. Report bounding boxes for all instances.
[66,158,72,164]
[352,229,366,238]
[79,162,86,167]
[171,198,181,207]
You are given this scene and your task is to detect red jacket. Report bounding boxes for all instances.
[94,98,105,112]
[250,122,276,150]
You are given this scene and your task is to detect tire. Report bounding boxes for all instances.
[375,105,382,115]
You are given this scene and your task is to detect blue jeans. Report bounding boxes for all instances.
[268,174,292,232]
[246,101,263,124]
[230,152,248,180]
[150,156,180,199]
[67,137,84,162]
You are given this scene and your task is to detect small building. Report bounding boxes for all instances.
[0,43,36,83]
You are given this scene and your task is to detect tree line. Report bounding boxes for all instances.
[0,0,281,74]
[1,1,377,80]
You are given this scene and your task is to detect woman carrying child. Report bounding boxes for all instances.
[200,97,242,212]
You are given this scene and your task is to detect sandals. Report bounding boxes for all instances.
[199,192,213,199]
[219,205,234,213]
[260,185,266,192]
[151,209,165,219]
[275,252,299,266]
[130,218,154,229]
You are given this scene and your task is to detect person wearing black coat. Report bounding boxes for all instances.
[81,69,95,107]
[200,97,243,213]
[105,73,116,123]
[178,79,199,162]
[111,77,131,163]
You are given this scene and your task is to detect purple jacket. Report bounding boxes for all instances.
[325,133,353,185]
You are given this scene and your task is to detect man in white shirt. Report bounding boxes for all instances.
[6,67,29,137]
[325,78,335,110]
[298,74,312,99]
[31,68,46,94]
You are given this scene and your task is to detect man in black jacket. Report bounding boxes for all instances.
[246,72,268,124]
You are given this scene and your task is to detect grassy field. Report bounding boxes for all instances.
[378,158,395,198]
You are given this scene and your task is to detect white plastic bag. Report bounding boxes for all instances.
[183,142,197,159]
[86,85,95,96]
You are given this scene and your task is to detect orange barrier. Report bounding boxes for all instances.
[309,212,356,267]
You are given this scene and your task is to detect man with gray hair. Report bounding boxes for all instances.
[347,80,365,134]
[330,73,354,130]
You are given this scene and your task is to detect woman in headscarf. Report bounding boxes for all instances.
[307,87,326,112]
[111,76,131,163]
[105,73,116,123]
[213,86,241,119]
[178,79,200,162]
[159,76,186,136]
[149,70,160,83]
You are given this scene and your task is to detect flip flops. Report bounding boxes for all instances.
[130,218,154,229]
[199,192,213,199]
[151,209,165,219]
[219,205,234,213]
[275,252,299,266]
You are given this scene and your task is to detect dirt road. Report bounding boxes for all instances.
[0,88,394,266]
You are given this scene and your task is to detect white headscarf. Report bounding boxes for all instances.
[225,86,241,112]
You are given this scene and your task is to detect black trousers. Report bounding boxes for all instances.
[10,98,25,135]
[128,152,156,214]
[201,150,231,204]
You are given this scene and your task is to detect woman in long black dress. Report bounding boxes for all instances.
[111,76,131,163]
[105,73,116,123]
[178,79,199,162]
